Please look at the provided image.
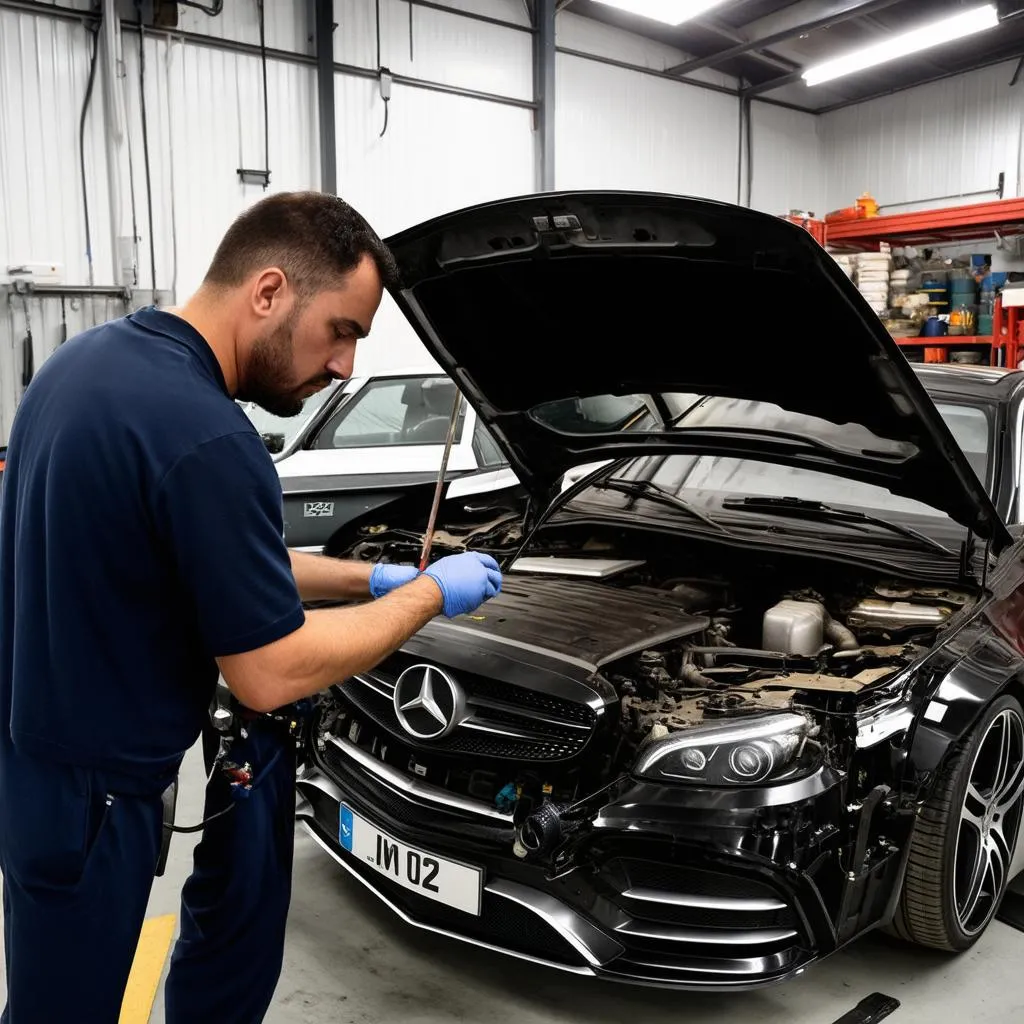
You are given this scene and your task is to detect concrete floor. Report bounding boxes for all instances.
[4,743,1024,1023]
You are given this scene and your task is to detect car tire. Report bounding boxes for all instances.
[891,693,1024,951]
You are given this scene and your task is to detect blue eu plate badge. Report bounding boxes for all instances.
[339,805,354,851]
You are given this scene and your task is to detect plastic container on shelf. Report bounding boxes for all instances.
[949,304,979,336]
[978,313,995,336]
[982,272,1009,291]
[856,193,879,218]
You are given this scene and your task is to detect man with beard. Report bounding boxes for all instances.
[0,192,502,1023]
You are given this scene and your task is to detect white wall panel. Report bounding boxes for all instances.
[0,9,113,285]
[175,0,311,54]
[556,51,739,201]
[750,101,825,217]
[819,61,1024,213]
[334,75,535,373]
[120,32,320,302]
[335,0,533,102]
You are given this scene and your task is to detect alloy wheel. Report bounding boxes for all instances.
[954,706,1024,935]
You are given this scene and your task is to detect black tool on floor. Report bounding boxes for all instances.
[996,888,1024,932]
[830,992,900,1024]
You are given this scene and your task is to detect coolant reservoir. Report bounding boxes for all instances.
[763,599,825,656]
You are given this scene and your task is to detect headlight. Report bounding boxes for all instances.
[634,713,816,786]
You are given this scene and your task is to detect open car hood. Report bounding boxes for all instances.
[385,192,1009,551]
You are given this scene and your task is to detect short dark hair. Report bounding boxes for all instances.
[203,191,399,296]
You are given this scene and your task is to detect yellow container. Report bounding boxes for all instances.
[856,192,879,218]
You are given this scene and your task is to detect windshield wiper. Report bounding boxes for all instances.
[719,495,955,558]
[593,477,728,533]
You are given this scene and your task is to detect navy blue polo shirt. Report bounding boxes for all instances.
[0,308,304,793]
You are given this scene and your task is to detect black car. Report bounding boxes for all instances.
[296,192,1024,989]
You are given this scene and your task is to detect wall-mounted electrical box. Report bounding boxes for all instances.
[3,262,64,284]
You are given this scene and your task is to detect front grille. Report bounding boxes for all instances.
[337,657,599,764]
[615,860,786,902]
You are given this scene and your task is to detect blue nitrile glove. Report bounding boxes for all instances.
[423,551,502,618]
[369,563,420,598]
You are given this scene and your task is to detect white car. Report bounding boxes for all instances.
[241,369,520,554]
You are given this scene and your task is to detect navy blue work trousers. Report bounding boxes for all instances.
[0,721,296,1023]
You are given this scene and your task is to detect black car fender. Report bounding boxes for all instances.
[905,620,1024,789]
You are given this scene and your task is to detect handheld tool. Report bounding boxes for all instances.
[418,389,464,571]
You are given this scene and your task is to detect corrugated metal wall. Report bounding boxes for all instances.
[0,292,129,445]
[749,101,826,218]
[555,12,740,200]
[819,60,1024,214]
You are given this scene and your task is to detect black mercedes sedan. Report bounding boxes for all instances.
[295,192,1024,989]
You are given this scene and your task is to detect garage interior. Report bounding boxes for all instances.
[4,0,1024,1021]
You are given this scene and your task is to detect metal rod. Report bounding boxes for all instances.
[314,0,337,194]
[877,182,1006,212]
[533,0,556,191]
[418,391,464,571]
[1,284,130,297]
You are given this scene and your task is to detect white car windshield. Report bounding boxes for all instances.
[572,399,992,522]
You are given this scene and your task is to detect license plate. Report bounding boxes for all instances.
[339,804,483,916]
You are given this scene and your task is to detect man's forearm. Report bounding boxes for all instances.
[288,549,373,602]
[218,576,444,711]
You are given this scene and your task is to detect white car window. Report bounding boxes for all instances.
[313,377,466,450]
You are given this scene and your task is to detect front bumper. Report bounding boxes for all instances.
[295,733,900,990]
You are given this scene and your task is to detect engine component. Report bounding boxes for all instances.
[846,598,950,634]
[509,556,646,578]
[763,599,825,655]
[824,615,859,651]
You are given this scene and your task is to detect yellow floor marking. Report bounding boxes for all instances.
[119,914,177,1024]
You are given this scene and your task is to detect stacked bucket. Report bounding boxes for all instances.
[947,270,978,337]
[854,251,892,315]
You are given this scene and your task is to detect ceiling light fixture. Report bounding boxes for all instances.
[802,4,1001,86]
[589,0,733,28]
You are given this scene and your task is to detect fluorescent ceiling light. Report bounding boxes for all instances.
[802,4,1000,86]
[589,0,732,27]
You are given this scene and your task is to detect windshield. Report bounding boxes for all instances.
[571,399,993,523]
[238,384,338,453]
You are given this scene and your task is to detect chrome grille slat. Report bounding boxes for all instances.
[614,920,797,946]
[352,673,395,699]
[324,734,513,824]
[622,888,786,913]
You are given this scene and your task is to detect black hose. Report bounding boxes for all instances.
[257,0,269,188]
[135,5,157,297]
[78,21,101,287]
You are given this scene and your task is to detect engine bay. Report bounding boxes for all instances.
[319,503,976,823]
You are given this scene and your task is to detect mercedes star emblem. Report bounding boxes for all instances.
[393,664,464,740]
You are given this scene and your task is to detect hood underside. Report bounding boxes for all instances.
[384,192,1008,549]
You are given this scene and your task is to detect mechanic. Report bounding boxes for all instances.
[0,192,502,1023]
